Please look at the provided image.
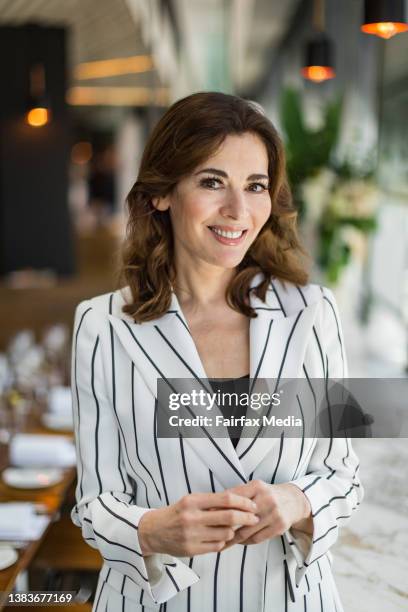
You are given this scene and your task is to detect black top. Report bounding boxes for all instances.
[208,374,249,448]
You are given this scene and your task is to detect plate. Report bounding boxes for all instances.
[2,467,64,489]
[41,412,73,431]
[0,546,18,570]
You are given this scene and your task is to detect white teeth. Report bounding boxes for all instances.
[211,227,244,239]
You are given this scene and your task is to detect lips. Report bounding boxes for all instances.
[208,226,248,245]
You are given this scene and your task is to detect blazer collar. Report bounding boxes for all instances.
[108,273,322,489]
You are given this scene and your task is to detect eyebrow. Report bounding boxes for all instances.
[194,167,269,181]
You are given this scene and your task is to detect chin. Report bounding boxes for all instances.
[206,254,247,269]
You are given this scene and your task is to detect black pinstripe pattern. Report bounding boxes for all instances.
[263,561,268,609]
[101,556,148,581]
[94,580,105,611]
[165,566,181,592]
[123,320,247,483]
[239,545,248,612]
[179,434,192,494]
[131,362,161,506]
[121,574,126,612]
[239,310,303,460]
[312,483,358,518]
[270,431,285,484]
[90,336,102,494]
[213,551,221,612]
[71,278,362,612]
[109,294,129,492]
[187,557,194,612]
[284,558,295,604]
[74,306,92,499]
[90,525,143,557]
[322,296,345,378]
[291,394,305,480]
[97,496,141,535]
[249,318,274,395]
[154,398,170,505]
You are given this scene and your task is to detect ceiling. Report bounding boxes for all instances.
[0,0,160,89]
[229,0,300,92]
[0,0,300,104]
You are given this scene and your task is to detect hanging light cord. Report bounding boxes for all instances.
[313,0,325,32]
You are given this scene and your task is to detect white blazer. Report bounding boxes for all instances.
[70,273,363,612]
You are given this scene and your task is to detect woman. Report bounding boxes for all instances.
[71,92,363,612]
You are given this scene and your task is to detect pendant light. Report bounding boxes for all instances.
[26,63,51,127]
[301,0,335,83]
[361,0,408,39]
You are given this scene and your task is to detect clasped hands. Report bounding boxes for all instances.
[138,480,313,558]
[217,480,313,551]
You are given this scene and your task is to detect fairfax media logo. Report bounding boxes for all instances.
[167,414,303,428]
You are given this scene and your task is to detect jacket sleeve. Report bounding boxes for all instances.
[283,286,364,587]
[70,300,200,605]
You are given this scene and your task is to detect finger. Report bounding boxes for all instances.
[203,509,260,528]
[219,539,236,551]
[232,524,260,542]
[200,492,258,513]
[200,526,236,542]
[195,541,228,554]
[220,529,260,550]
[230,515,269,542]
[235,525,275,545]
[226,480,259,495]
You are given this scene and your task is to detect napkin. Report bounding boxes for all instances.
[9,434,76,468]
[0,502,50,540]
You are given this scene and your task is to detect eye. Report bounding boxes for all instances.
[248,183,269,193]
[199,176,223,189]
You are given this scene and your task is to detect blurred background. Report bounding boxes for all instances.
[0,1,407,611]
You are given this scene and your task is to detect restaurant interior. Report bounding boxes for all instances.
[0,0,407,610]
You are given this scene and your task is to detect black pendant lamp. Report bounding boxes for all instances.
[25,25,51,127]
[26,63,51,127]
[301,0,335,83]
[361,0,408,39]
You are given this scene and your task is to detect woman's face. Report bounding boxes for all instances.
[153,131,272,270]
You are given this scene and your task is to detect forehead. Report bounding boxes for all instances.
[199,132,269,170]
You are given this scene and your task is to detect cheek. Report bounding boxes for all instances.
[170,203,200,234]
[252,197,272,228]
[173,194,213,228]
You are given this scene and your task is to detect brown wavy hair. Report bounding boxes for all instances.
[117,91,310,322]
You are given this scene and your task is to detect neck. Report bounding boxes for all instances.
[173,264,236,312]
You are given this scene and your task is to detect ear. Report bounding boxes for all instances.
[151,195,171,211]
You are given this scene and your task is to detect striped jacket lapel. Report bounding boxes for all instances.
[108,296,247,489]
[236,283,321,477]
[107,274,321,489]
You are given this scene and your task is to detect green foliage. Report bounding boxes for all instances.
[280,88,342,190]
[317,214,378,284]
[279,87,378,286]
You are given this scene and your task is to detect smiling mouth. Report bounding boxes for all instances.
[207,226,248,245]
[208,226,248,239]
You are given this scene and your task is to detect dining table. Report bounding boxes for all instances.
[0,401,77,610]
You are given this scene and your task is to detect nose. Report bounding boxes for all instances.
[219,187,249,221]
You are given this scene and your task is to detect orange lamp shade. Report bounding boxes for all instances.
[360,21,408,38]
[301,35,336,83]
[301,65,336,82]
[362,1,408,39]
[26,107,50,127]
